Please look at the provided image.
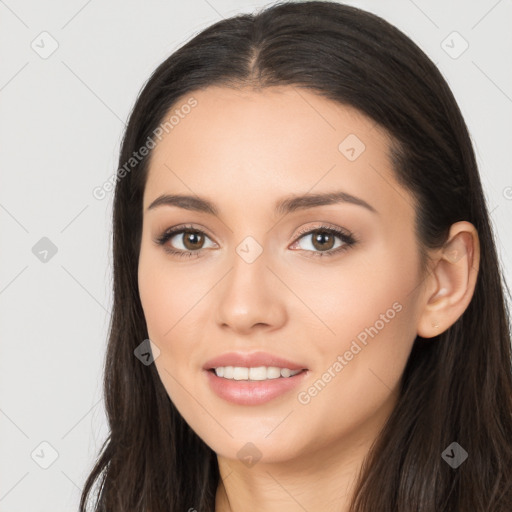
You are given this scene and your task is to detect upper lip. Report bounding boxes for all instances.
[203,351,308,371]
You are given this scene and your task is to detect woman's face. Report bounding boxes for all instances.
[138,85,427,465]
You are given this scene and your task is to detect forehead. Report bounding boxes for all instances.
[143,85,412,221]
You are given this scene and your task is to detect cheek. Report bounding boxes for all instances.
[287,237,420,350]
[293,241,419,388]
[138,257,171,340]
[291,290,418,453]
[137,249,214,393]
[138,255,199,413]
[138,247,205,342]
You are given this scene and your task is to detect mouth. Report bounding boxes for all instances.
[204,366,309,405]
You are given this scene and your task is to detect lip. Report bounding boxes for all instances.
[204,367,309,405]
[202,351,309,406]
[202,351,308,371]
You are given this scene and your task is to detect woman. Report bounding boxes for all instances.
[80,1,512,510]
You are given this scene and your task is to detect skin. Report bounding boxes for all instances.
[137,85,480,512]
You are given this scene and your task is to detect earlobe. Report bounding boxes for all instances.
[416,222,480,339]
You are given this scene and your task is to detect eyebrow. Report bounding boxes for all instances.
[146,190,377,216]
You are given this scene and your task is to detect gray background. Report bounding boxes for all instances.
[1,0,511,510]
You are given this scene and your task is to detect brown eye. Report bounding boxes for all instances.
[181,230,205,250]
[290,225,357,258]
[310,230,336,251]
[155,225,217,257]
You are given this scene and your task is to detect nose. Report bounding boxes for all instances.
[214,246,288,334]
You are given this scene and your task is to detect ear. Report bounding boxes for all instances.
[416,221,480,338]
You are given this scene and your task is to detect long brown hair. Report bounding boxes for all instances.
[80,1,512,510]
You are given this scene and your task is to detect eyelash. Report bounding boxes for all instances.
[154,223,357,259]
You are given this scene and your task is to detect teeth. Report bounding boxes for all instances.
[213,366,302,380]
[233,367,248,380]
[249,366,268,380]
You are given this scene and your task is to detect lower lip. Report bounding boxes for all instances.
[204,369,309,405]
